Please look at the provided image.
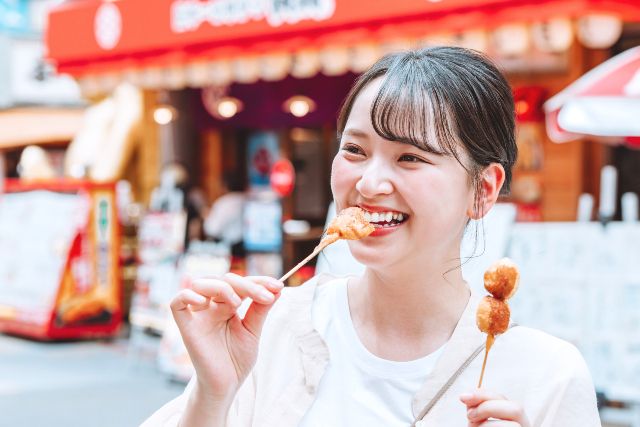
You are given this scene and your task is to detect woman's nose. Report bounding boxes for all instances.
[355,163,394,198]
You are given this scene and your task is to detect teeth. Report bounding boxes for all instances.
[362,210,407,224]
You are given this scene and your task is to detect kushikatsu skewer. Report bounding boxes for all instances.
[279,207,374,282]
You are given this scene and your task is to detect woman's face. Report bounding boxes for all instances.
[331,77,475,269]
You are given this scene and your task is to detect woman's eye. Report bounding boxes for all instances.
[342,144,363,155]
[399,154,426,163]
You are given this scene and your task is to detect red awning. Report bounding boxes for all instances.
[544,46,640,148]
[47,0,640,78]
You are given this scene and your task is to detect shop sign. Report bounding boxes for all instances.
[1,36,81,107]
[270,158,295,197]
[248,131,280,190]
[171,0,335,32]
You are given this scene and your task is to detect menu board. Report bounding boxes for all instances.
[0,191,85,325]
[0,180,121,340]
[507,222,640,401]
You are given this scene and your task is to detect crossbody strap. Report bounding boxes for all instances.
[411,324,517,426]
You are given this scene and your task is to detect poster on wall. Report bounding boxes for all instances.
[243,194,282,252]
[247,131,279,190]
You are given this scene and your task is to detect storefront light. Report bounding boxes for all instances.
[216,97,243,119]
[284,95,316,118]
[577,14,623,49]
[153,106,176,125]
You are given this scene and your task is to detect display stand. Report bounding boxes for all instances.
[0,179,121,340]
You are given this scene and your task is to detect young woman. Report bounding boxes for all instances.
[143,47,600,427]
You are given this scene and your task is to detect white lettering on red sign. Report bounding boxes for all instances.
[171,0,335,33]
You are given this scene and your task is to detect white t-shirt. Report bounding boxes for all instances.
[299,278,444,427]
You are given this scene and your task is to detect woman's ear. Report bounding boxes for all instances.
[468,163,506,220]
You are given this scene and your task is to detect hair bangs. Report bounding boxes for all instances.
[370,57,461,159]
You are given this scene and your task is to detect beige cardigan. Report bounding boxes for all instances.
[142,276,601,427]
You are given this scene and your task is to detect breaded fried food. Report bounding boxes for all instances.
[483,257,520,300]
[476,296,511,335]
[322,207,375,245]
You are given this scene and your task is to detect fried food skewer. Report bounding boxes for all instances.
[476,258,520,388]
[279,207,374,282]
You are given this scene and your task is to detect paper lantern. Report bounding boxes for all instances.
[381,38,413,54]
[350,44,381,73]
[164,66,187,90]
[422,34,455,48]
[456,30,489,52]
[141,67,164,89]
[185,62,212,87]
[291,50,321,78]
[492,24,530,56]
[531,19,574,53]
[233,57,260,84]
[320,46,350,76]
[577,14,623,49]
[209,60,233,86]
[260,53,292,81]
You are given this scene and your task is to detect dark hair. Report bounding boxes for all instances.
[337,46,517,218]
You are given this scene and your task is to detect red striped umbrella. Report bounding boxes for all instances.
[544,46,640,148]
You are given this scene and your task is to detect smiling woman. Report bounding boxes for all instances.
[143,47,601,427]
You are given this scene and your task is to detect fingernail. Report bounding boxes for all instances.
[257,289,274,303]
[467,408,477,418]
[459,393,473,401]
[232,294,242,306]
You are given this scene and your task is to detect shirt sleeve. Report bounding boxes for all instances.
[139,373,257,427]
[536,344,602,427]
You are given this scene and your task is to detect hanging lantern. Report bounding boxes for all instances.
[350,44,381,73]
[531,18,574,53]
[291,50,321,78]
[456,30,489,52]
[260,53,292,81]
[185,61,212,87]
[381,38,413,53]
[141,67,164,89]
[164,66,187,90]
[492,24,530,56]
[577,14,623,49]
[422,33,455,48]
[233,57,260,84]
[209,60,233,86]
[320,46,350,76]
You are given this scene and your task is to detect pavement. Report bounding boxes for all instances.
[0,328,185,427]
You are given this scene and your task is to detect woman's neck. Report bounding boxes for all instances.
[347,254,470,361]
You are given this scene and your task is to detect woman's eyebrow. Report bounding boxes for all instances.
[342,128,369,140]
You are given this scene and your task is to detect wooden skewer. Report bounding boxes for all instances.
[279,234,339,282]
[477,334,495,389]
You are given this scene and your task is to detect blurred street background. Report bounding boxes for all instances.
[1,0,640,426]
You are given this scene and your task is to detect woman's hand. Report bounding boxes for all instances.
[460,389,531,427]
[170,273,284,403]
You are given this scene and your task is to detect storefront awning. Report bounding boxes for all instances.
[0,108,85,149]
[46,0,640,94]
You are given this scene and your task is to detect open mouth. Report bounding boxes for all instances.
[362,210,409,228]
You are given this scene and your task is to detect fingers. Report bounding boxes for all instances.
[467,400,526,423]
[243,291,281,338]
[172,274,284,315]
[460,389,505,407]
[461,389,530,427]
[170,289,210,312]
